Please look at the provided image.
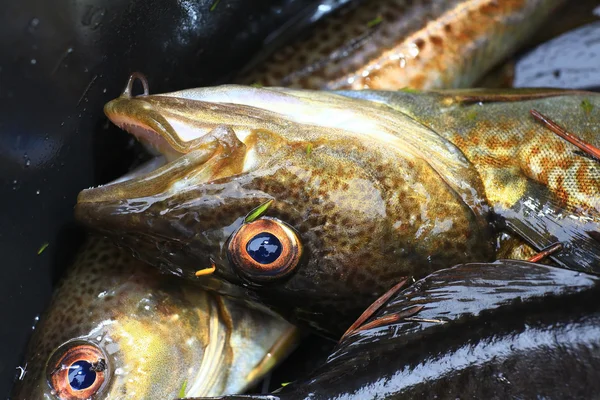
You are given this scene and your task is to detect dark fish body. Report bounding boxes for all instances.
[193,261,600,400]
[239,0,566,90]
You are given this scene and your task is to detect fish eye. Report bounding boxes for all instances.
[47,343,108,400]
[228,217,302,283]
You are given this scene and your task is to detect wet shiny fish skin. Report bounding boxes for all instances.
[187,261,600,400]
[238,0,565,90]
[347,89,600,271]
[11,236,297,400]
[75,85,600,337]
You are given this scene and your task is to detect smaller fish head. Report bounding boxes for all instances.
[11,267,210,399]
[12,238,294,399]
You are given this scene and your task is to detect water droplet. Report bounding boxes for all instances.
[30,58,37,65]
[102,88,107,93]
[27,18,40,33]
[81,6,106,29]
[25,159,31,167]
[44,134,49,140]
[36,190,40,195]
[12,179,17,184]
[60,121,65,126]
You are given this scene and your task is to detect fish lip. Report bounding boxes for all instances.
[104,95,186,160]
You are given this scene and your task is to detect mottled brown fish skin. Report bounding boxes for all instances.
[347,89,600,271]
[380,91,600,215]
[239,0,565,90]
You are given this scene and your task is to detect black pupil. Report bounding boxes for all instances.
[246,233,282,264]
[68,360,96,391]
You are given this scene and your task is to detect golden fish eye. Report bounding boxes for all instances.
[228,217,302,282]
[48,343,107,400]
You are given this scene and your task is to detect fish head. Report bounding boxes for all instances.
[75,75,494,335]
[12,237,296,399]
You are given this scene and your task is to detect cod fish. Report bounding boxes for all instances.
[11,236,297,399]
[238,0,565,90]
[188,260,600,400]
[75,76,600,336]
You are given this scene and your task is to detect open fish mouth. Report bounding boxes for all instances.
[79,71,336,203]
[93,73,219,192]
[79,73,255,203]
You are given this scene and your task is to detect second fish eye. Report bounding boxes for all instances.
[228,217,302,283]
[47,343,108,400]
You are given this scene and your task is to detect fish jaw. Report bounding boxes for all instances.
[104,95,185,161]
[76,84,495,336]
